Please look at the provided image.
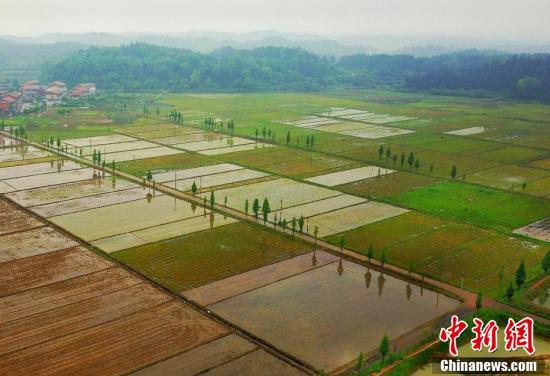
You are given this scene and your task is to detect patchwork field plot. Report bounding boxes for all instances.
[78,140,159,156]
[185,251,339,306]
[331,212,549,292]
[173,136,255,152]
[2,168,105,191]
[94,213,238,253]
[5,177,137,207]
[215,178,340,212]
[131,334,260,376]
[0,181,14,193]
[467,165,549,190]
[0,227,78,262]
[444,126,485,136]
[386,182,550,233]
[478,145,548,164]
[0,136,23,148]
[65,134,136,147]
[50,195,204,241]
[514,217,550,242]
[0,199,295,375]
[339,172,439,197]
[113,222,310,291]
[123,127,205,140]
[286,114,415,139]
[199,142,275,155]
[209,260,458,372]
[0,147,51,163]
[260,155,357,178]
[0,207,43,235]
[168,169,270,192]
[270,194,366,224]
[309,201,408,237]
[153,163,244,182]
[151,132,220,145]
[119,153,210,175]
[0,160,82,180]
[31,187,150,217]
[83,146,184,163]
[306,166,395,186]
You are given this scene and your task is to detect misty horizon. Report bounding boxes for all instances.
[3,0,550,43]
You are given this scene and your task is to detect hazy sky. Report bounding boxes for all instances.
[3,0,550,41]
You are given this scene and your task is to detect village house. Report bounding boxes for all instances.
[45,81,68,106]
[70,83,97,99]
[19,80,42,101]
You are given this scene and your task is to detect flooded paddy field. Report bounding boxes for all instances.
[173,136,255,152]
[306,165,395,187]
[31,187,151,217]
[0,160,82,180]
[152,163,243,183]
[167,168,269,192]
[3,168,104,191]
[209,260,459,372]
[215,177,341,212]
[83,146,184,163]
[50,195,205,241]
[77,140,160,156]
[5,177,137,207]
[93,213,238,253]
[64,134,137,147]
[151,131,222,145]
[199,142,275,155]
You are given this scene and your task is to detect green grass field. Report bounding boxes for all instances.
[325,212,549,295]
[112,221,311,291]
[385,181,550,233]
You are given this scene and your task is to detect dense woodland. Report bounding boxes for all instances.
[41,43,550,100]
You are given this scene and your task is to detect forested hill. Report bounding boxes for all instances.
[41,43,550,100]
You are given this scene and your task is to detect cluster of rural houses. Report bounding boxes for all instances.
[0,80,96,115]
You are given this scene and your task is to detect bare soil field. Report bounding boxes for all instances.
[514,217,550,242]
[210,260,459,372]
[0,246,113,298]
[131,334,258,376]
[201,349,306,376]
[0,227,78,262]
[0,302,228,376]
